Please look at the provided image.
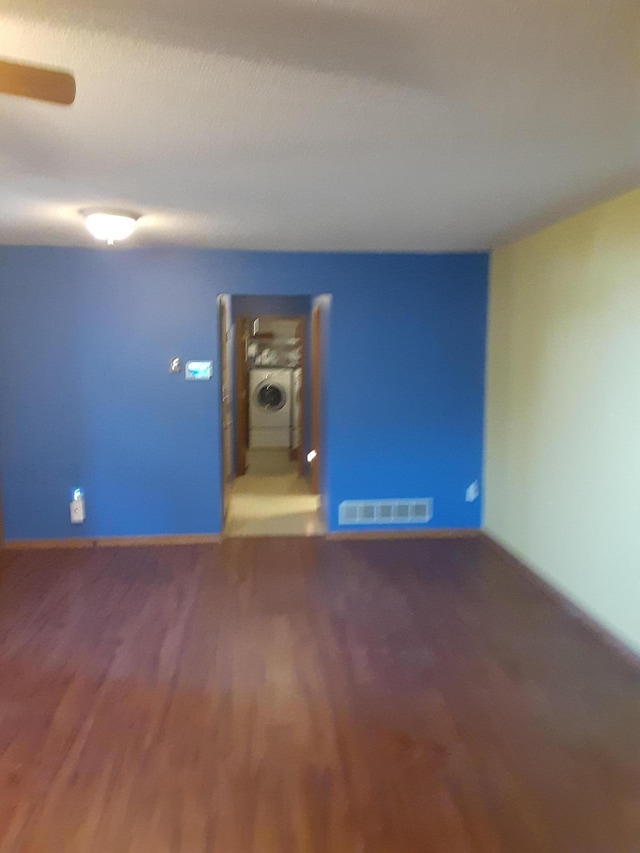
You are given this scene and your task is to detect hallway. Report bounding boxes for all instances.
[224,449,325,537]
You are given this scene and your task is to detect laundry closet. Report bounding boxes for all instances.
[246,316,303,457]
[228,294,314,483]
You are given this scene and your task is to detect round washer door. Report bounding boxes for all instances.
[254,381,287,411]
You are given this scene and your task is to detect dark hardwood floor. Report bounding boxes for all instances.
[0,536,638,851]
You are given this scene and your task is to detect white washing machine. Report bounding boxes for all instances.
[249,368,293,448]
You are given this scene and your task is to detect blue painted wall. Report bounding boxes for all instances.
[0,247,488,540]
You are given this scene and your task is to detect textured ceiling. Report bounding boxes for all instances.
[0,0,638,250]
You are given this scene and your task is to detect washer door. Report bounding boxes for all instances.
[254,381,287,411]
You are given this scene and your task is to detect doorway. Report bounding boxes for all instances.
[219,295,327,537]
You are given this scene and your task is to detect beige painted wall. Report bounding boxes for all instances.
[484,190,640,653]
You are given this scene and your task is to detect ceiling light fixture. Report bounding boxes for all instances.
[82,210,140,245]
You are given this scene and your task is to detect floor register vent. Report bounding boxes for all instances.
[339,498,433,526]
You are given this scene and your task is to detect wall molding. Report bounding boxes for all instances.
[3,529,479,548]
[2,534,221,550]
[481,532,640,674]
[327,528,479,541]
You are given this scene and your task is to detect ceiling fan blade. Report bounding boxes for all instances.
[0,59,75,105]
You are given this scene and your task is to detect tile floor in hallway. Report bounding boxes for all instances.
[224,448,325,537]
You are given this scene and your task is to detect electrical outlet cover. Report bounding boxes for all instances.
[70,498,85,523]
[465,481,480,502]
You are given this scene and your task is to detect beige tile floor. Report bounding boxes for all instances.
[223,449,325,537]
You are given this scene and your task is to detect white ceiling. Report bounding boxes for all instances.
[0,0,638,251]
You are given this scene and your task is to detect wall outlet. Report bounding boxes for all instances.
[465,480,480,502]
[70,489,85,524]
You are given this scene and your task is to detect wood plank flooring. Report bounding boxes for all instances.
[0,536,638,851]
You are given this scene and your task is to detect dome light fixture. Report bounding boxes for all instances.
[82,210,140,245]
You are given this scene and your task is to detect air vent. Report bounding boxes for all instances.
[338,498,433,526]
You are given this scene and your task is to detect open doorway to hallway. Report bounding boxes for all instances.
[218,295,327,537]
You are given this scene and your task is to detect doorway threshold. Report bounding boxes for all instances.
[223,449,325,538]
